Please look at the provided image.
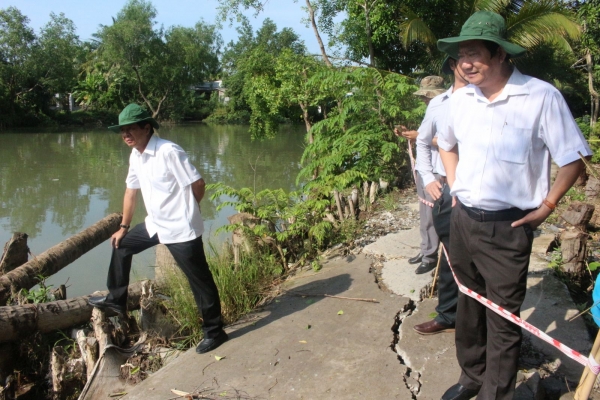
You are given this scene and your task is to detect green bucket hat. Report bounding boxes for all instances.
[108,103,160,133]
[437,11,526,59]
[414,76,446,99]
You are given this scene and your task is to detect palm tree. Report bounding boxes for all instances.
[399,0,580,70]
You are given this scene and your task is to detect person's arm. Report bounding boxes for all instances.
[112,188,138,248]
[416,119,440,200]
[512,160,584,229]
[191,178,206,203]
[439,147,459,189]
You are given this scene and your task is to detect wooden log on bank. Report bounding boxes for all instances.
[0,282,142,343]
[0,232,29,275]
[0,213,122,306]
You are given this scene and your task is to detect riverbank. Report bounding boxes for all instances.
[118,189,599,400]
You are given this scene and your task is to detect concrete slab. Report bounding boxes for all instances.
[521,275,592,381]
[382,259,433,302]
[363,227,421,259]
[122,255,414,400]
[397,299,460,399]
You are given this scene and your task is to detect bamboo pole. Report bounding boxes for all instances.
[574,331,600,400]
[429,246,443,299]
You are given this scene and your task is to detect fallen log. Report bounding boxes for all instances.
[0,232,29,275]
[0,282,142,343]
[0,213,122,306]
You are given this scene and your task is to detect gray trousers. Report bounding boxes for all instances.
[416,173,440,262]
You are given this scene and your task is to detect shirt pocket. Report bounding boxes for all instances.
[151,175,176,194]
[494,126,532,164]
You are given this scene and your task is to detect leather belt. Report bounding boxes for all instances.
[460,201,533,222]
[438,176,447,185]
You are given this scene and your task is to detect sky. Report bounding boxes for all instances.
[1,0,331,53]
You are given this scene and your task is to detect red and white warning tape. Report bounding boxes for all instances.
[441,244,600,375]
[407,141,435,208]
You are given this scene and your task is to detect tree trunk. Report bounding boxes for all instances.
[333,190,345,221]
[0,282,142,343]
[585,176,600,201]
[0,213,122,306]
[586,50,599,127]
[369,181,379,204]
[305,0,332,67]
[560,230,587,274]
[0,233,29,276]
[560,202,595,230]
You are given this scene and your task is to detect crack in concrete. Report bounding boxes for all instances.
[391,301,419,399]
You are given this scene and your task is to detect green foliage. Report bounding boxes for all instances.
[160,243,283,348]
[87,0,222,119]
[588,261,600,272]
[18,275,55,304]
[217,18,308,136]
[299,67,422,190]
[207,182,337,261]
[0,7,85,128]
[564,187,586,202]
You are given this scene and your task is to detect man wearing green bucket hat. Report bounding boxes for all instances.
[89,103,228,354]
[436,11,592,400]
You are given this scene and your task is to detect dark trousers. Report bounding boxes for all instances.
[451,204,533,400]
[431,183,457,326]
[106,223,223,339]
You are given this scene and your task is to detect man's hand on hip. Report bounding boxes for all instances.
[511,206,553,230]
[425,180,442,200]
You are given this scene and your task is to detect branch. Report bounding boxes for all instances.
[306,0,333,67]
[132,66,156,115]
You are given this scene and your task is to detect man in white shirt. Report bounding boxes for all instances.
[397,76,446,275]
[412,57,468,336]
[436,11,592,400]
[88,104,228,354]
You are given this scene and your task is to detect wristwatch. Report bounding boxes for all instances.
[120,224,130,230]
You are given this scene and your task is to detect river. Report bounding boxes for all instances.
[0,124,306,297]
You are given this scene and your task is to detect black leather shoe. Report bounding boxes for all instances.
[441,383,480,400]
[88,296,126,315]
[415,261,437,274]
[196,330,229,354]
[408,252,423,264]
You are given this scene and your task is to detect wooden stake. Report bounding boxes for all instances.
[574,331,600,400]
[429,245,443,299]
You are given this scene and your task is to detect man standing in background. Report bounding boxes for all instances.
[412,57,468,335]
[397,76,446,275]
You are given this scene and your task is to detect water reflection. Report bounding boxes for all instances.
[0,124,306,297]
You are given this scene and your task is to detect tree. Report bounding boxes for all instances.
[396,0,581,73]
[217,18,308,136]
[0,7,38,126]
[37,13,82,103]
[94,0,221,119]
[576,0,600,126]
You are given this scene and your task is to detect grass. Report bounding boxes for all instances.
[158,242,284,349]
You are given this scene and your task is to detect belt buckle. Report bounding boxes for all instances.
[479,209,486,222]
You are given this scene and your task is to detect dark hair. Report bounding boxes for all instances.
[137,121,154,135]
[483,41,510,61]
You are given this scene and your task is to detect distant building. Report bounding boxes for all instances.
[191,80,228,103]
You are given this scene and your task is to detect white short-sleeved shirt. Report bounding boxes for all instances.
[126,135,204,243]
[416,88,451,186]
[437,68,592,211]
